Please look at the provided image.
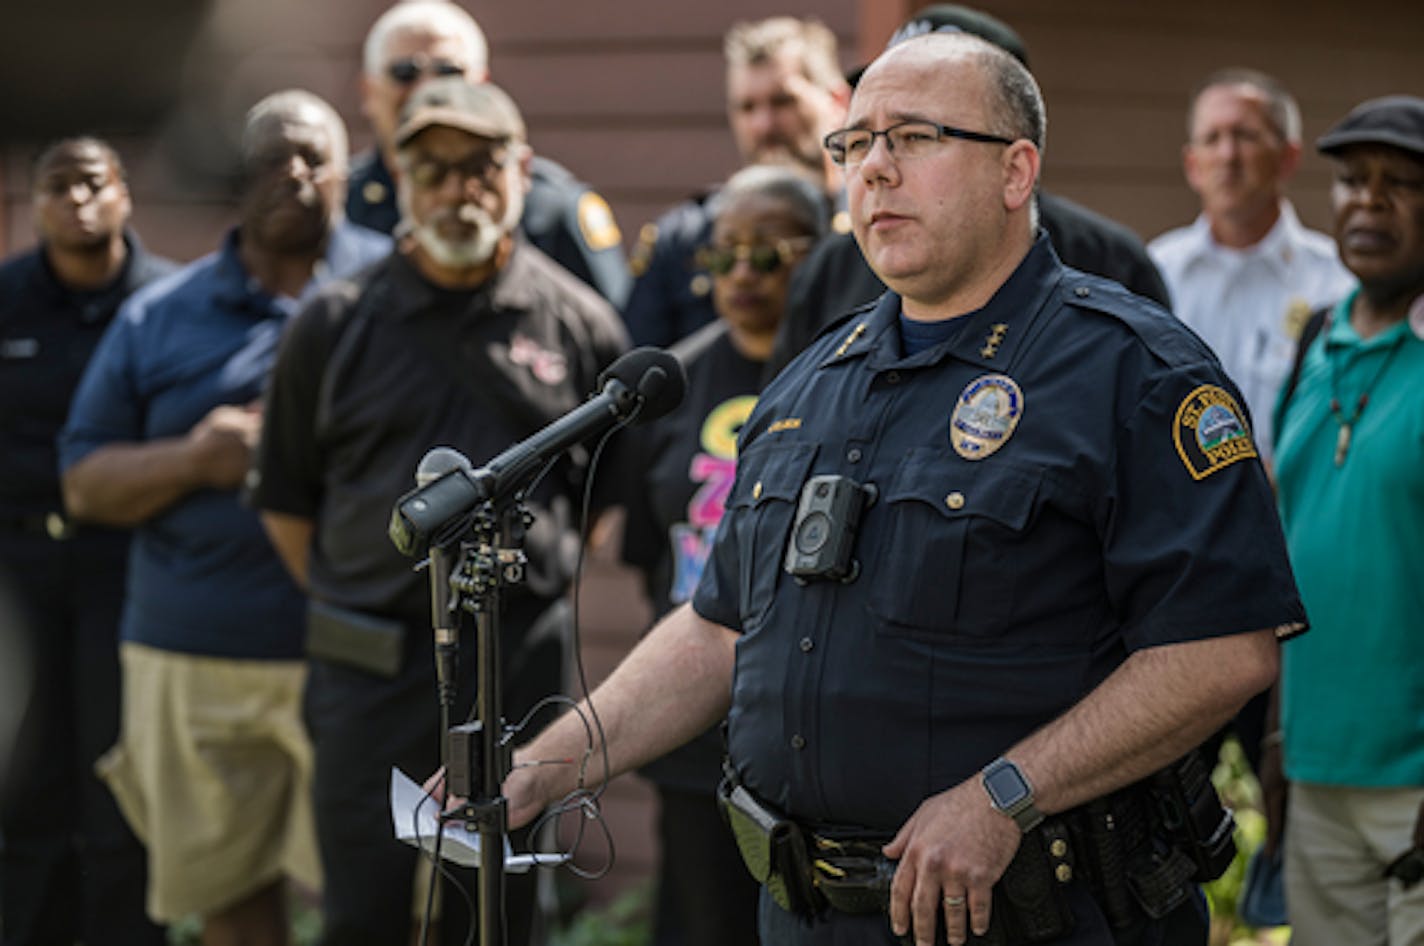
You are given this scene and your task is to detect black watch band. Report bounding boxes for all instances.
[981,756,1045,833]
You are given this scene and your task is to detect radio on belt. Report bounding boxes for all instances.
[783,474,876,583]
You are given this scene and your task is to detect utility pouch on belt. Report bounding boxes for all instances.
[306,600,405,678]
[1090,748,1235,921]
[718,774,824,918]
[973,820,1076,945]
[1146,749,1236,882]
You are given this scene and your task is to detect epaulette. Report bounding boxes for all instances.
[1059,270,1209,367]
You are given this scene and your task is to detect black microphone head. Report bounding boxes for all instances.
[416,446,473,486]
[597,347,687,425]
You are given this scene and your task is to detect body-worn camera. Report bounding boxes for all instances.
[783,475,875,582]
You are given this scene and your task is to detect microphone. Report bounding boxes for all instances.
[417,446,474,487]
[389,347,687,557]
[416,448,472,704]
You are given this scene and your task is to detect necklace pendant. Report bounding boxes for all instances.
[1334,423,1352,467]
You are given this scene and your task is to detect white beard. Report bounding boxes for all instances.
[413,203,503,267]
[404,182,525,269]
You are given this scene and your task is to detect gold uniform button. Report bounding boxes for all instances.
[945,491,965,510]
[1050,838,1068,858]
[361,180,387,205]
[753,481,763,500]
[1055,863,1073,883]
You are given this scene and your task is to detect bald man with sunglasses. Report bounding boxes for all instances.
[348,0,631,308]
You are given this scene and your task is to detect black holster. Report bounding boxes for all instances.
[717,776,825,919]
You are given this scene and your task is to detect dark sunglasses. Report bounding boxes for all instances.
[697,237,814,275]
[387,56,465,85]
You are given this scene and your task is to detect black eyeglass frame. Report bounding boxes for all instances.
[386,55,466,86]
[399,145,513,191]
[823,120,1016,167]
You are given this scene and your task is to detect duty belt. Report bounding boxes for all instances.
[718,775,1077,944]
[718,755,1233,943]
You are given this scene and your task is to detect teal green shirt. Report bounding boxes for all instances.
[1274,290,1424,787]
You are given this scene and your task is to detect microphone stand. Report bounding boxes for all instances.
[440,495,529,946]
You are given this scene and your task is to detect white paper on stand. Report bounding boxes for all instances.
[389,768,569,873]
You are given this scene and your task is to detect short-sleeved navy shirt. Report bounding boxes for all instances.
[0,233,174,520]
[693,235,1304,832]
[58,223,390,659]
[620,193,717,349]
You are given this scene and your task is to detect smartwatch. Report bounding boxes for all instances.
[981,756,1045,832]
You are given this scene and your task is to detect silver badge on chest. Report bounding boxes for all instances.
[949,373,1025,460]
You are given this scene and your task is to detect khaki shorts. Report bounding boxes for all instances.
[98,642,320,922]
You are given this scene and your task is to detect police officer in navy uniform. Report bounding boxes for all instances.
[0,137,173,946]
[765,4,1170,380]
[466,32,1303,946]
[622,16,851,349]
[348,0,631,308]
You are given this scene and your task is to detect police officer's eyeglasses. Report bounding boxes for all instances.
[823,120,1015,168]
[403,147,510,189]
[387,56,466,85]
[697,237,814,275]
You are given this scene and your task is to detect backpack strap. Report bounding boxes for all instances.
[1279,305,1331,411]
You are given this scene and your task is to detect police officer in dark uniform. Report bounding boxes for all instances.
[765,4,1170,380]
[0,137,173,946]
[348,0,630,308]
[485,33,1300,946]
[253,79,627,946]
[622,16,851,349]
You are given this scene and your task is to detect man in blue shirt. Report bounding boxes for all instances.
[58,91,388,945]
[459,32,1301,946]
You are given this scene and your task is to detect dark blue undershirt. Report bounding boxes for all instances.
[898,310,970,356]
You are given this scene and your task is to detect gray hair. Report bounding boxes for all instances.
[243,89,349,172]
[1190,68,1302,144]
[972,36,1046,152]
[710,164,830,237]
[724,16,846,94]
[363,1,488,78]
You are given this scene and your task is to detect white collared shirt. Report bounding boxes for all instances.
[1149,202,1355,462]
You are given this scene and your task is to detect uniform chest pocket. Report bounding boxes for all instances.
[726,440,818,629]
[869,451,1041,639]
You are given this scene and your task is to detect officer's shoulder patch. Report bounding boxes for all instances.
[576,192,622,252]
[1172,385,1257,480]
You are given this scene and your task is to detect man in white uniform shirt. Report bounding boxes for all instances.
[1151,68,1353,466]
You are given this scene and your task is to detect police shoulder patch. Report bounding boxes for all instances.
[1172,385,1257,480]
[577,192,622,252]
